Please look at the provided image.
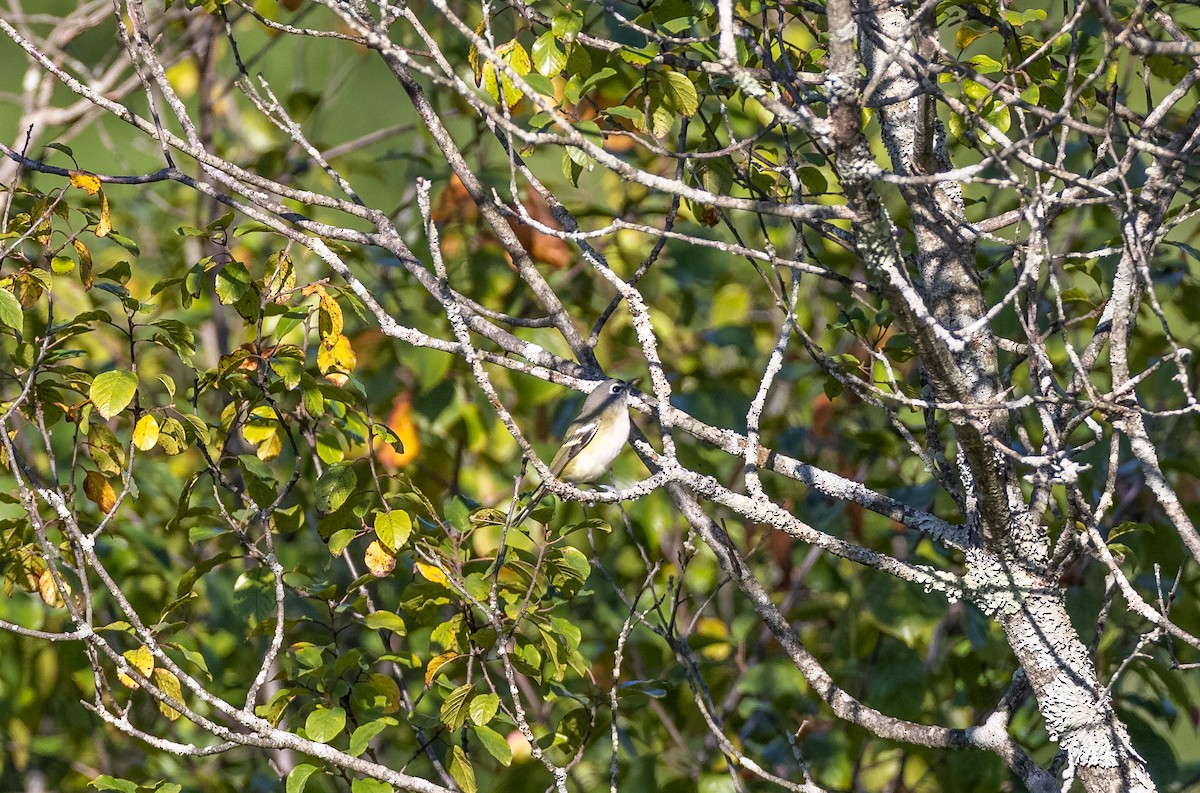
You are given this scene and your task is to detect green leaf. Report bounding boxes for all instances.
[968,54,1003,74]
[233,567,276,625]
[532,31,567,77]
[215,261,251,305]
[472,724,513,766]
[1060,287,1097,306]
[108,233,140,255]
[604,105,645,125]
[650,103,674,137]
[553,707,590,753]
[98,261,131,284]
[305,706,347,743]
[573,67,617,105]
[523,73,555,98]
[351,780,392,793]
[90,777,138,793]
[565,42,591,81]
[51,254,75,274]
[552,546,591,595]
[1004,8,1046,26]
[90,370,139,419]
[301,374,325,417]
[285,764,319,793]
[327,528,357,555]
[552,9,583,42]
[441,683,475,731]
[374,510,412,551]
[362,610,407,634]
[270,356,304,390]
[349,717,398,757]
[661,70,699,116]
[448,745,477,793]
[469,692,499,726]
[1108,522,1154,542]
[315,462,357,515]
[0,288,24,330]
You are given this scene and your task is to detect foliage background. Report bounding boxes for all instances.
[1,1,1200,792]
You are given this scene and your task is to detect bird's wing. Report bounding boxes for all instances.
[548,419,599,478]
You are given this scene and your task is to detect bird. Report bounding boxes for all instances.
[510,378,634,526]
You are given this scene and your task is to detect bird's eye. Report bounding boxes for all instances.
[610,383,622,394]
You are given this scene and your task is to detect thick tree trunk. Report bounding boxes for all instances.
[827,1,1161,789]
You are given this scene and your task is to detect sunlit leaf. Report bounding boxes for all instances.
[69,171,102,195]
[153,668,184,721]
[304,706,347,743]
[118,645,154,689]
[0,288,24,330]
[90,370,138,419]
[133,414,160,451]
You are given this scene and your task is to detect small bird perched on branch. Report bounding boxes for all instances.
[511,378,634,526]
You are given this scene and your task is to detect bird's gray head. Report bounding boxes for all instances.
[580,378,632,415]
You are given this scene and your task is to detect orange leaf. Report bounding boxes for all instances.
[38,569,69,608]
[377,392,419,468]
[83,470,116,513]
[431,174,479,225]
[509,189,572,269]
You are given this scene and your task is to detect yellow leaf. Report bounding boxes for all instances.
[318,291,343,348]
[365,540,397,577]
[72,239,93,289]
[255,432,282,461]
[95,190,111,238]
[118,645,154,689]
[37,569,69,608]
[153,668,184,721]
[414,560,449,587]
[83,470,117,513]
[165,60,199,98]
[133,414,160,451]
[425,650,459,686]
[955,26,987,50]
[695,616,733,661]
[69,170,102,195]
[317,333,356,386]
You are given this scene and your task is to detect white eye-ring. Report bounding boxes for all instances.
[611,383,622,394]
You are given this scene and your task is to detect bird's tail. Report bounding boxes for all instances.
[509,483,547,527]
